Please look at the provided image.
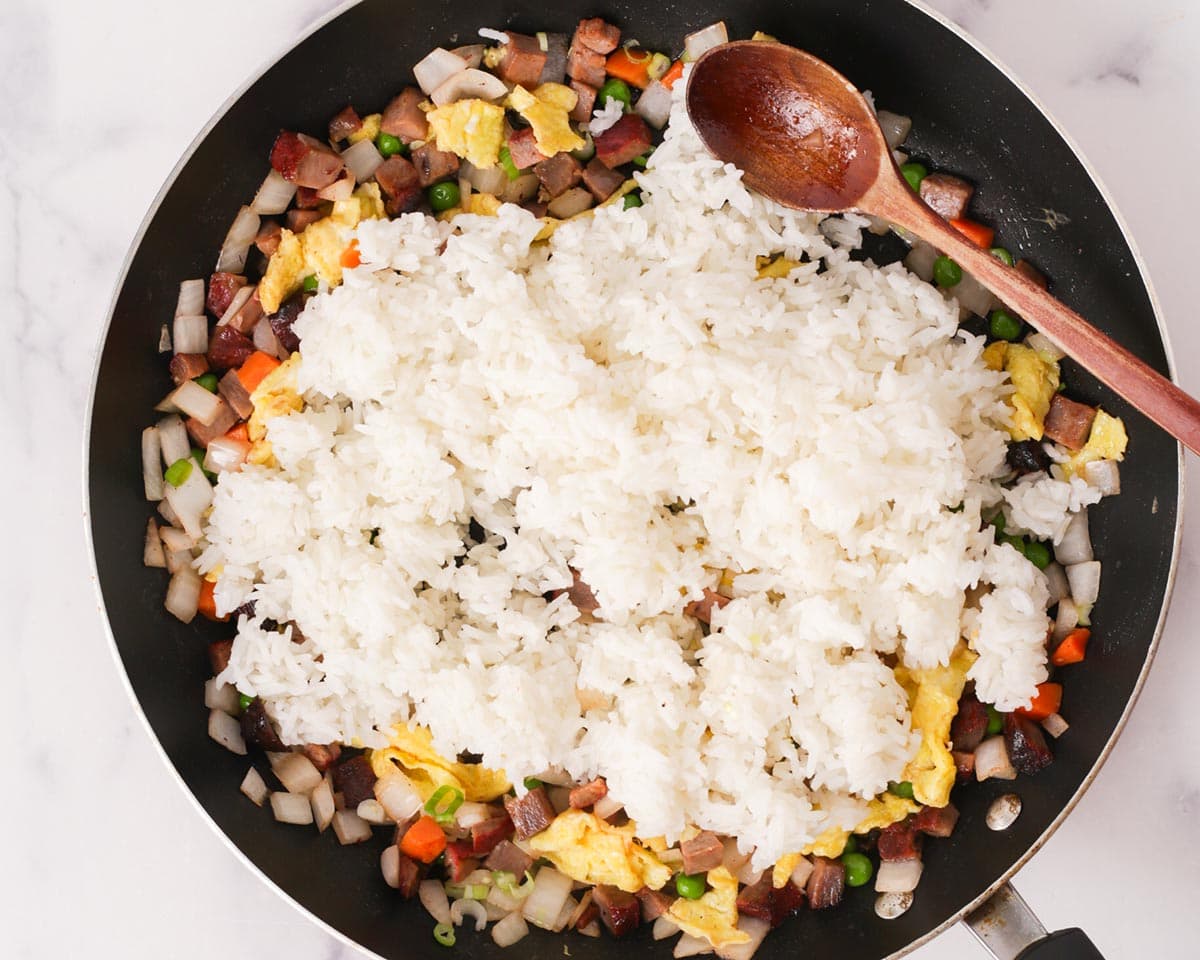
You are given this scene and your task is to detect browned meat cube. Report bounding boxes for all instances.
[207,324,255,371]
[913,803,960,838]
[919,172,974,221]
[1016,259,1049,290]
[240,698,285,751]
[569,81,597,122]
[878,819,923,862]
[522,199,549,219]
[580,157,625,202]
[268,295,305,354]
[185,400,237,447]
[739,875,804,927]
[225,287,264,335]
[568,776,608,809]
[497,32,549,86]
[393,848,423,898]
[684,588,731,625]
[1043,394,1097,451]
[218,370,254,419]
[381,87,429,143]
[595,114,652,169]
[951,694,989,752]
[270,131,344,189]
[328,105,362,143]
[301,743,341,772]
[806,857,845,909]
[1004,713,1054,775]
[680,830,724,874]
[539,33,569,85]
[567,45,607,87]
[573,899,600,931]
[374,155,424,216]
[286,209,325,234]
[208,638,233,675]
[254,220,283,258]
[207,272,247,317]
[484,839,534,876]
[953,750,976,783]
[411,143,460,187]
[574,17,621,55]
[471,814,515,855]
[444,840,479,882]
[168,353,209,386]
[332,755,378,807]
[506,127,546,170]
[593,885,640,937]
[534,152,583,198]
[504,787,556,839]
[294,185,324,210]
[550,568,599,614]
[635,887,674,921]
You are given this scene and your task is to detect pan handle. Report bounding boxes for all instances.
[963,883,1106,959]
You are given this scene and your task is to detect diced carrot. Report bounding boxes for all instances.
[224,422,250,443]
[949,218,995,249]
[1051,628,1091,667]
[660,59,685,90]
[605,48,653,89]
[340,238,361,268]
[399,814,447,864]
[236,351,281,393]
[1015,682,1063,721]
[198,578,228,623]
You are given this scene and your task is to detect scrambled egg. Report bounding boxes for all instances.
[435,191,504,221]
[527,810,671,893]
[507,84,585,157]
[425,98,506,169]
[666,867,749,949]
[258,183,385,313]
[347,113,381,145]
[801,793,920,858]
[983,341,1061,441]
[894,645,977,808]
[247,353,303,443]
[532,179,639,241]
[755,254,800,279]
[771,852,803,889]
[369,723,510,802]
[1065,409,1128,475]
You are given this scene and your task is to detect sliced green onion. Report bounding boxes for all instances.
[446,881,489,900]
[238,693,253,712]
[623,191,643,210]
[498,146,520,180]
[900,162,927,192]
[433,922,456,947]
[887,780,915,800]
[194,372,219,393]
[990,246,1014,266]
[164,457,193,488]
[424,784,464,825]
[493,870,536,899]
[522,776,542,791]
[302,273,319,293]
[986,705,1004,736]
[647,52,672,80]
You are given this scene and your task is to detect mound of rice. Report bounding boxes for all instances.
[203,93,1056,865]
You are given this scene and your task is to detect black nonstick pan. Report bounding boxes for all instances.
[85,1,1182,958]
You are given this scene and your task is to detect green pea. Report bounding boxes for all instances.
[932,255,963,288]
[990,512,1006,534]
[675,873,706,900]
[194,372,219,393]
[841,852,874,888]
[632,149,654,168]
[522,776,543,791]
[986,705,1004,736]
[597,78,632,112]
[842,835,858,856]
[990,246,1014,266]
[163,458,193,488]
[1001,534,1028,557]
[376,132,404,158]
[302,273,319,293]
[498,146,520,180]
[888,780,915,800]
[623,191,643,210]
[900,162,928,192]
[1024,540,1052,570]
[428,181,460,212]
[238,693,254,712]
[989,308,1022,342]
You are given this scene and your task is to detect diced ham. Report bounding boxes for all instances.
[538,33,569,85]
[534,152,583,198]
[254,220,283,258]
[592,885,640,938]
[1043,394,1097,451]
[208,638,233,674]
[769,880,806,927]
[328,105,362,143]
[393,848,423,898]
[805,857,845,910]
[581,156,625,202]
[270,131,345,189]
[919,172,974,221]
[913,803,960,838]
[680,830,724,874]
[301,743,342,772]
[635,887,674,921]
[503,787,555,840]
[444,839,479,882]
[1004,713,1054,775]
[506,127,546,170]
[594,114,652,169]
[218,369,254,419]
[374,155,424,216]
[168,353,209,386]
[484,839,534,876]
[225,286,264,335]
[1007,439,1051,476]
[551,568,599,614]
[286,209,325,234]
[471,814,515,855]
[206,272,247,317]
[684,588,731,625]
[185,400,237,447]
[332,755,378,807]
[740,876,807,928]
[268,295,305,354]
[573,900,600,931]
[567,45,606,87]
[574,18,621,55]
[207,324,255,371]
[877,819,923,862]
[411,143,460,187]
[294,185,323,210]
[240,698,285,751]
[381,87,430,143]
[569,81,597,122]
[951,694,989,752]
[568,777,608,809]
[496,32,548,86]
[1016,259,1049,290]
[953,750,976,783]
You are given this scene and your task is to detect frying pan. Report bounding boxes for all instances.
[85,1,1182,958]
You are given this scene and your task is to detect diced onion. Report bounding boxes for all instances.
[789,857,814,889]
[208,707,246,754]
[875,111,912,151]
[491,911,529,947]
[975,734,1017,781]
[674,933,715,958]
[165,567,202,623]
[578,921,601,938]
[311,777,335,832]
[251,169,297,215]
[253,315,286,359]
[522,867,573,930]
[635,80,673,130]
[375,771,425,822]
[164,466,213,539]
[158,525,195,553]
[203,435,251,475]
[175,278,205,317]
[172,314,208,355]
[715,917,770,960]
[1083,459,1121,496]
[158,323,172,353]
[169,380,223,424]
[420,879,453,923]
[501,172,540,204]
[357,799,390,825]
[1066,560,1101,606]
[903,241,938,282]
[950,271,997,319]
[1025,331,1066,362]
[684,21,728,61]
[1053,598,1081,643]
[1041,712,1070,738]
[454,800,493,829]
[271,791,314,825]
[240,767,269,806]
[156,415,191,466]
[451,44,485,67]
[218,285,254,328]
[653,916,680,940]
[547,187,594,219]
[461,159,509,196]
[332,809,373,844]
[875,859,923,893]
[414,47,469,95]
[216,205,260,273]
[432,67,508,106]
[1042,561,1070,605]
[451,898,488,932]
[204,678,239,714]
[270,752,323,795]
[142,427,164,501]
[380,845,402,887]
[1055,509,1093,564]
[218,370,254,419]
[341,139,385,182]
[592,794,623,820]
[143,518,166,568]
[164,548,192,575]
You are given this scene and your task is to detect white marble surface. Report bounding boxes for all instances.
[3,0,1198,956]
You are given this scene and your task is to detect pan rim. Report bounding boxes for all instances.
[80,1,1186,958]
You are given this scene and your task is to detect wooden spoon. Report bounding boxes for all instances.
[686,41,1200,455]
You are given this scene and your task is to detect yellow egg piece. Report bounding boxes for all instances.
[801,793,919,858]
[527,810,671,893]
[756,254,801,279]
[1002,343,1060,441]
[258,229,306,314]
[667,866,750,949]
[982,341,1008,371]
[507,84,585,157]
[347,113,382,145]
[426,98,506,169]
[369,723,510,802]
[772,852,803,889]
[247,353,303,442]
[1065,409,1128,475]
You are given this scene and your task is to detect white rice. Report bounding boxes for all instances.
[203,91,1070,866]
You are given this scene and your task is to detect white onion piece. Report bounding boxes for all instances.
[317,169,356,201]
[311,777,335,832]
[461,160,509,197]
[1055,509,1093,563]
[143,518,166,568]
[875,859,923,894]
[156,415,191,466]
[432,67,509,106]
[203,435,250,475]
[1083,459,1121,496]
[216,205,261,273]
[419,878,452,923]
[547,187,594,219]
[158,323,172,353]
[903,241,938,283]
[522,867,573,930]
[218,284,254,328]
[736,862,762,887]
[486,884,525,914]
[271,791,314,825]
[715,917,770,960]
[253,315,286,359]
[789,856,814,889]
[1025,331,1066,362]
[635,80,673,129]
[491,911,529,947]
[172,314,208,355]
[414,47,469,95]
[357,799,390,825]
[501,172,540,204]
[164,548,192,576]
[270,752,323,795]
[592,794,624,820]
[142,427,164,501]
[159,525,195,553]
[240,767,269,806]
[208,707,246,754]
[175,278,205,317]
[218,370,254,419]
[204,678,240,714]
[1042,561,1070,605]
[875,891,914,920]
[375,772,425,822]
[380,845,402,888]
[875,110,912,150]
[169,380,223,424]
[341,139,385,182]
[546,786,572,815]
[165,568,202,623]
[550,895,577,932]
[451,898,489,932]
[332,809,373,844]
[1053,598,1081,643]
[720,837,751,877]
[454,800,493,829]
[451,44,485,67]
[164,466,213,539]
[1042,712,1070,738]
[251,169,297,215]
[653,917,680,940]
[975,734,1017,781]
[157,497,180,528]
[951,271,997,319]
[684,21,728,61]
[674,933,715,958]
[1066,560,1101,606]
[986,793,1023,831]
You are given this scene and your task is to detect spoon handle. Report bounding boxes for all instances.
[869,182,1200,455]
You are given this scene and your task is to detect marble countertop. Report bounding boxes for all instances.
[5,0,1198,957]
